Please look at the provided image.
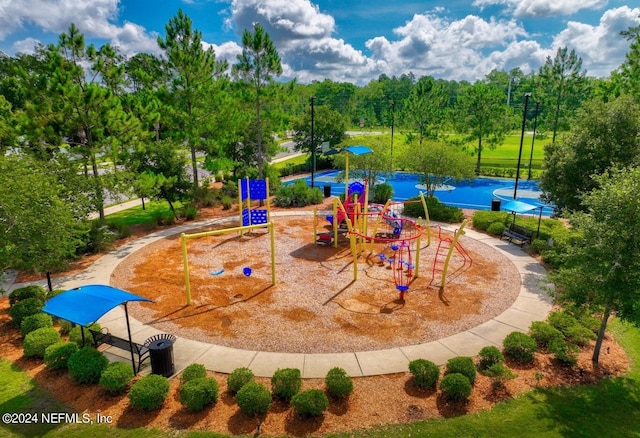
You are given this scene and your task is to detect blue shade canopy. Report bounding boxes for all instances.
[43,284,152,326]
[325,145,373,156]
[502,199,537,214]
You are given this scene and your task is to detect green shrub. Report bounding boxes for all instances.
[44,341,78,370]
[155,211,176,226]
[566,308,601,334]
[9,285,47,307]
[291,389,329,417]
[271,368,302,400]
[81,220,117,254]
[67,347,109,384]
[565,325,597,347]
[23,327,61,358]
[46,289,66,301]
[221,195,233,210]
[478,346,504,371]
[56,319,73,335]
[445,356,477,384]
[372,183,394,204]
[548,338,580,365]
[236,381,272,416]
[68,323,101,347]
[486,222,506,236]
[179,377,220,411]
[404,196,464,223]
[100,362,135,394]
[274,180,324,207]
[20,313,53,337]
[503,332,538,364]
[9,297,44,328]
[180,363,207,384]
[484,363,517,388]
[472,211,509,231]
[227,367,255,395]
[129,374,170,410]
[529,321,564,349]
[529,239,551,254]
[324,367,354,398]
[439,373,473,401]
[184,204,198,221]
[408,359,440,389]
[548,311,581,336]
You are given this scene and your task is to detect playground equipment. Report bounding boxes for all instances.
[431,220,473,290]
[181,179,275,306]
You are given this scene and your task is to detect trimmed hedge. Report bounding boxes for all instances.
[100,362,135,394]
[180,363,207,384]
[129,374,170,410]
[529,321,564,349]
[44,341,78,370]
[227,367,255,395]
[271,368,302,400]
[445,356,477,384]
[408,359,440,389]
[291,389,329,417]
[20,313,53,338]
[503,332,538,364]
[404,196,464,223]
[68,323,101,347]
[23,327,61,358]
[439,373,473,401]
[9,297,44,328]
[9,285,47,307]
[478,346,504,371]
[236,381,272,416]
[68,347,109,384]
[325,367,354,398]
[179,377,220,411]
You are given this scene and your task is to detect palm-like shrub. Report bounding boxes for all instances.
[408,359,440,389]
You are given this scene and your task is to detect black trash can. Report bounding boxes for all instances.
[323,185,332,197]
[491,198,501,211]
[144,334,176,377]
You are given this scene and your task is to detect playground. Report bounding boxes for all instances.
[110,204,521,355]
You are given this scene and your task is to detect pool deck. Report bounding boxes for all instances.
[3,210,553,379]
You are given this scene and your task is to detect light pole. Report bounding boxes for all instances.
[527,101,540,180]
[513,93,531,200]
[310,96,316,188]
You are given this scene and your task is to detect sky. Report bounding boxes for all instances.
[0,0,639,85]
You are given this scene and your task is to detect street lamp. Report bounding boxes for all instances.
[527,102,540,180]
[513,93,531,200]
[310,96,316,188]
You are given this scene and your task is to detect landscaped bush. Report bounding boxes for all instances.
[67,347,109,384]
[291,389,329,417]
[445,356,477,384]
[486,222,506,236]
[80,220,117,254]
[565,325,597,347]
[9,297,44,328]
[483,363,517,388]
[236,381,272,416]
[478,346,504,370]
[179,377,220,411]
[404,196,464,223]
[129,374,170,410]
[180,363,207,384]
[372,183,394,204]
[548,311,581,336]
[99,362,135,394]
[20,313,53,337]
[408,359,440,389]
[503,332,538,364]
[227,367,255,395]
[566,308,601,334]
[68,323,101,347]
[529,321,564,349]
[271,368,302,400]
[23,327,61,358]
[43,341,78,370]
[529,239,551,254]
[548,338,580,365]
[184,204,198,221]
[471,211,509,231]
[9,285,47,307]
[439,373,473,401]
[274,180,324,207]
[325,367,354,398]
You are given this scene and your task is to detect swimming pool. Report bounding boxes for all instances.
[298,170,554,215]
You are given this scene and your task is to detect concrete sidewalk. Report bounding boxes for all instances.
[5,213,553,379]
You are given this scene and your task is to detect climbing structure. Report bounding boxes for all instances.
[238,178,270,227]
[431,220,473,290]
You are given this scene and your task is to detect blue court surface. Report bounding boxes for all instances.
[297,170,554,215]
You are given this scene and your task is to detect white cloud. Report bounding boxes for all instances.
[11,37,42,54]
[472,0,608,18]
[0,0,159,56]
[552,6,640,76]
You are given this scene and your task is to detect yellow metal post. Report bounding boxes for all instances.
[419,192,431,246]
[269,221,276,285]
[333,199,339,248]
[181,233,192,306]
[440,220,468,290]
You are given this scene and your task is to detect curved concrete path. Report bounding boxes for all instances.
[3,212,553,378]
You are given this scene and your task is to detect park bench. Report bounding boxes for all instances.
[89,327,150,374]
[501,223,534,247]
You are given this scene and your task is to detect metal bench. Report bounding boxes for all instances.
[89,328,150,374]
[501,223,534,247]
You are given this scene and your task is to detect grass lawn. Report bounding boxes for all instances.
[0,320,638,437]
[104,200,184,228]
